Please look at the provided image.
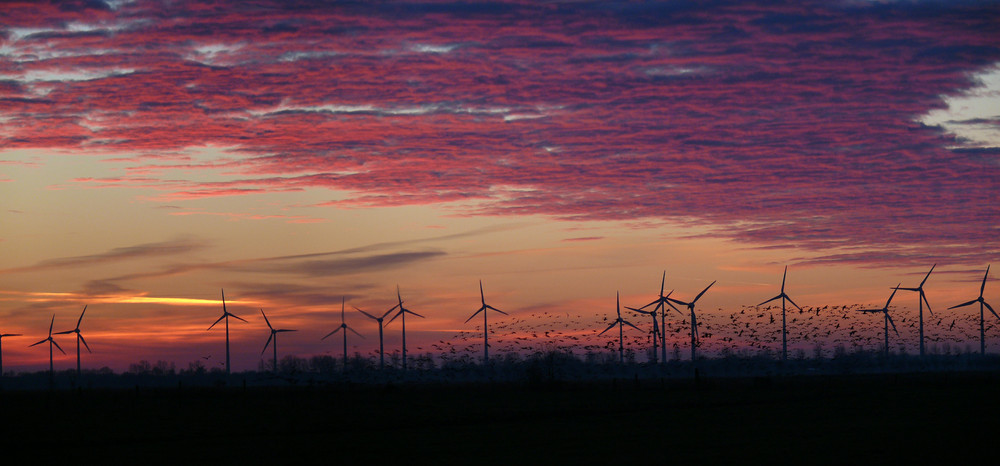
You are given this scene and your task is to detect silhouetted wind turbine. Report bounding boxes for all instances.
[895,264,935,357]
[758,266,803,361]
[386,286,424,371]
[465,280,508,365]
[599,292,641,364]
[323,297,364,368]
[668,281,715,362]
[632,271,682,364]
[29,315,64,381]
[260,309,296,374]
[625,304,660,364]
[857,285,900,357]
[0,332,21,376]
[54,305,90,376]
[949,265,998,355]
[207,289,246,375]
[356,305,394,369]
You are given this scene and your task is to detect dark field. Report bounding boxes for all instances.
[1,372,997,464]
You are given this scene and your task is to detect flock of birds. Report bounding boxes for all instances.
[2,264,997,376]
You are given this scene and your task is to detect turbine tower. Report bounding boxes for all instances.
[356,305,395,369]
[668,281,716,362]
[857,285,900,357]
[323,297,364,368]
[54,305,91,376]
[632,271,682,364]
[207,289,246,375]
[29,315,64,382]
[260,309,296,374]
[598,292,641,364]
[949,265,998,355]
[465,280,508,365]
[895,264,935,357]
[0,332,21,376]
[386,286,424,371]
[757,266,803,361]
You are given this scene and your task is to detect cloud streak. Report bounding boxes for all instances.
[2,0,999,265]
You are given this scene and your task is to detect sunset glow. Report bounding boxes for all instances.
[1,0,998,372]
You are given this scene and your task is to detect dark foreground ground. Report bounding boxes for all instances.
[1,372,996,464]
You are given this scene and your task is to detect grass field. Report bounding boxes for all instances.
[1,371,996,464]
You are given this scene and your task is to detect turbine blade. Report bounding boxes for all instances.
[51,339,65,354]
[785,295,804,312]
[626,306,652,315]
[781,266,787,293]
[48,315,54,335]
[980,265,990,298]
[322,328,342,340]
[758,295,781,307]
[885,312,899,336]
[261,309,273,330]
[230,313,248,323]
[984,301,1000,321]
[465,308,485,324]
[207,314,226,330]
[29,339,47,347]
[261,334,273,355]
[79,334,91,353]
[405,309,425,319]
[480,280,486,306]
[276,329,296,333]
[921,291,933,316]
[355,307,378,321]
[659,271,666,297]
[486,305,507,315]
[638,298,660,310]
[667,297,689,307]
[623,320,642,332]
[693,281,716,303]
[598,322,617,336]
[380,307,396,320]
[77,305,87,328]
[920,264,935,287]
[53,330,75,335]
[385,310,403,326]
[348,326,365,338]
[885,285,900,308]
[949,299,978,310]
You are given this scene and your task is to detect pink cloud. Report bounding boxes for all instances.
[2,0,998,266]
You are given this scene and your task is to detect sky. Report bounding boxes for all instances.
[1,0,999,372]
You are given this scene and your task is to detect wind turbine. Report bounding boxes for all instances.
[668,281,716,362]
[631,271,682,363]
[625,304,661,364]
[29,315,64,381]
[386,286,424,371]
[465,280,508,365]
[0,332,21,376]
[757,266,803,361]
[894,264,935,357]
[260,309,296,374]
[54,305,90,376]
[207,289,246,375]
[949,265,998,355]
[356,305,395,369]
[599,292,641,364]
[857,285,900,357]
[323,297,364,368]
